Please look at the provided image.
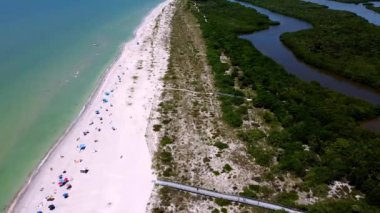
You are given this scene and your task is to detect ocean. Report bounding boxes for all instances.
[0,0,162,210]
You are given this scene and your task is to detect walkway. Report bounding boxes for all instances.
[162,87,252,101]
[154,179,304,213]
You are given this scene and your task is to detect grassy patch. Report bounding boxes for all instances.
[215,198,232,206]
[153,124,162,132]
[160,135,173,146]
[223,164,233,173]
[214,142,229,150]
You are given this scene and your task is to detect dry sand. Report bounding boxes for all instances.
[8,0,175,212]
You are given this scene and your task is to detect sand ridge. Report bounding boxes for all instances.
[8,0,175,212]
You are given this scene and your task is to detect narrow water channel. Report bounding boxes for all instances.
[371,1,380,7]
[231,0,380,132]
[303,0,380,26]
[234,1,380,105]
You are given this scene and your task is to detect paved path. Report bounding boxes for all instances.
[163,87,252,101]
[154,180,304,213]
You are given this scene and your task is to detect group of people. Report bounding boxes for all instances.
[36,69,126,212]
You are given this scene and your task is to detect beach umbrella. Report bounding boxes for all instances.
[48,204,55,210]
[105,92,110,96]
[37,211,43,213]
[67,184,72,190]
[46,195,55,201]
[79,144,86,150]
[63,193,69,198]
[80,168,89,174]
[102,98,108,103]
[95,110,100,115]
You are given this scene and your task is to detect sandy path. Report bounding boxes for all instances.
[8,0,175,212]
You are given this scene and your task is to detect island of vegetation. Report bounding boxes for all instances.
[364,2,380,13]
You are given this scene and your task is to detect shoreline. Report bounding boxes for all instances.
[7,37,123,213]
[8,0,175,212]
[7,32,120,213]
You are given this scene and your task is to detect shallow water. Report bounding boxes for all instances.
[0,0,162,210]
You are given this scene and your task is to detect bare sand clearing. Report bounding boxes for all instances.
[8,0,175,212]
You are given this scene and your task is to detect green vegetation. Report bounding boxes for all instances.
[275,191,299,207]
[153,124,162,131]
[160,151,173,164]
[243,0,380,91]
[238,129,265,142]
[238,129,275,166]
[364,2,380,14]
[215,198,232,206]
[308,199,380,212]
[222,163,233,172]
[214,141,229,150]
[211,209,220,213]
[240,184,275,199]
[240,186,258,198]
[160,135,173,146]
[192,0,380,209]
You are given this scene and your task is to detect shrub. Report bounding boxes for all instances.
[215,198,232,206]
[160,151,173,164]
[223,164,233,173]
[160,136,173,146]
[153,124,162,131]
[214,142,229,150]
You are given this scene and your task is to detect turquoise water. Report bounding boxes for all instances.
[0,0,162,210]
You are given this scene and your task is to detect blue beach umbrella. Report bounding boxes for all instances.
[79,144,86,150]
[63,193,69,198]
[105,92,110,96]
[102,98,108,103]
[95,110,100,114]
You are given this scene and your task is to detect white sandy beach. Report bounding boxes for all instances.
[8,0,175,212]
